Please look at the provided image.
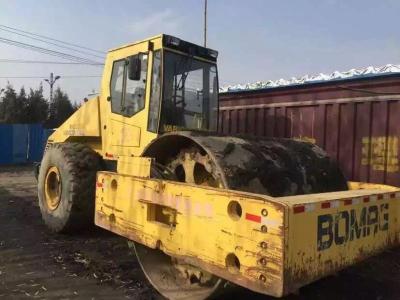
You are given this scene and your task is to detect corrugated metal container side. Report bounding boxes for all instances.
[219,73,400,187]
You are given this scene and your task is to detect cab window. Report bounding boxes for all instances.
[110,60,125,114]
[124,53,148,116]
[148,50,161,132]
[110,53,148,116]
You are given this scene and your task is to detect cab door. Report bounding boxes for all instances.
[101,44,159,158]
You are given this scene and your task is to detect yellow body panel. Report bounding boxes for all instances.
[95,171,400,297]
[47,97,103,153]
[282,187,400,294]
[116,156,152,177]
[48,97,101,141]
[95,171,287,296]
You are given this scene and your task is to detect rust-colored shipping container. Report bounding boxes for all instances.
[219,73,400,186]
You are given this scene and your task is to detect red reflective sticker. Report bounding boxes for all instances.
[245,213,261,223]
[293,206,305,214]
[321,202,331,209]
[344,199,352,206]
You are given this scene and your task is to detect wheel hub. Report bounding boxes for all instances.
[166,147,223,187]
[44,166,61,211]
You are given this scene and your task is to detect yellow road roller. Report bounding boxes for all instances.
[37,34,400,299]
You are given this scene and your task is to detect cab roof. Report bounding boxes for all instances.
[108,34,163,53]
[108,34,218,62]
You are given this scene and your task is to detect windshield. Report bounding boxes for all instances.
[160,51,218,132]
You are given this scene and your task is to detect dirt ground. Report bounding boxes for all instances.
[0,165,158,300]
[1,165,400,300]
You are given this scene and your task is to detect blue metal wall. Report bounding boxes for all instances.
[0,124,52,164]
[0,125,13,164]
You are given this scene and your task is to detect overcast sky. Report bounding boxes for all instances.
[0,0,399,103]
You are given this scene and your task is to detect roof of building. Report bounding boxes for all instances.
[220,64,400,93]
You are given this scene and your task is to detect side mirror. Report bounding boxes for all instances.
[128,55,141,81]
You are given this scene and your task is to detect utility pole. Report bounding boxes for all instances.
[204,0,207,47]
[44,72,60,119]
[44,72,60,104]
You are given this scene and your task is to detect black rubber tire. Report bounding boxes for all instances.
[38,143,102,233]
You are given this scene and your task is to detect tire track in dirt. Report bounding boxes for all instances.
[0,166,159,299]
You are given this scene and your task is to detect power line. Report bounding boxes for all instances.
[62,75,101,78]
[0,36,103,64]
[0,59,103,66]
[0,27,105,59]
[0,24,106,55]
[0,75,101,79]
[0,37,102,64]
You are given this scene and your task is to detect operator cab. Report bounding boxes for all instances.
[104,34,219,157]
[156,36,219,133]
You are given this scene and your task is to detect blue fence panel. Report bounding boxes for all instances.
[42,129,54,146]
[0,124,51,164]
[12,124,29,164]
[0,125,13,164]
[28,124,46,162]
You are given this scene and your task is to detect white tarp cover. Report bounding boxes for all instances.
[220,64,400,93]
